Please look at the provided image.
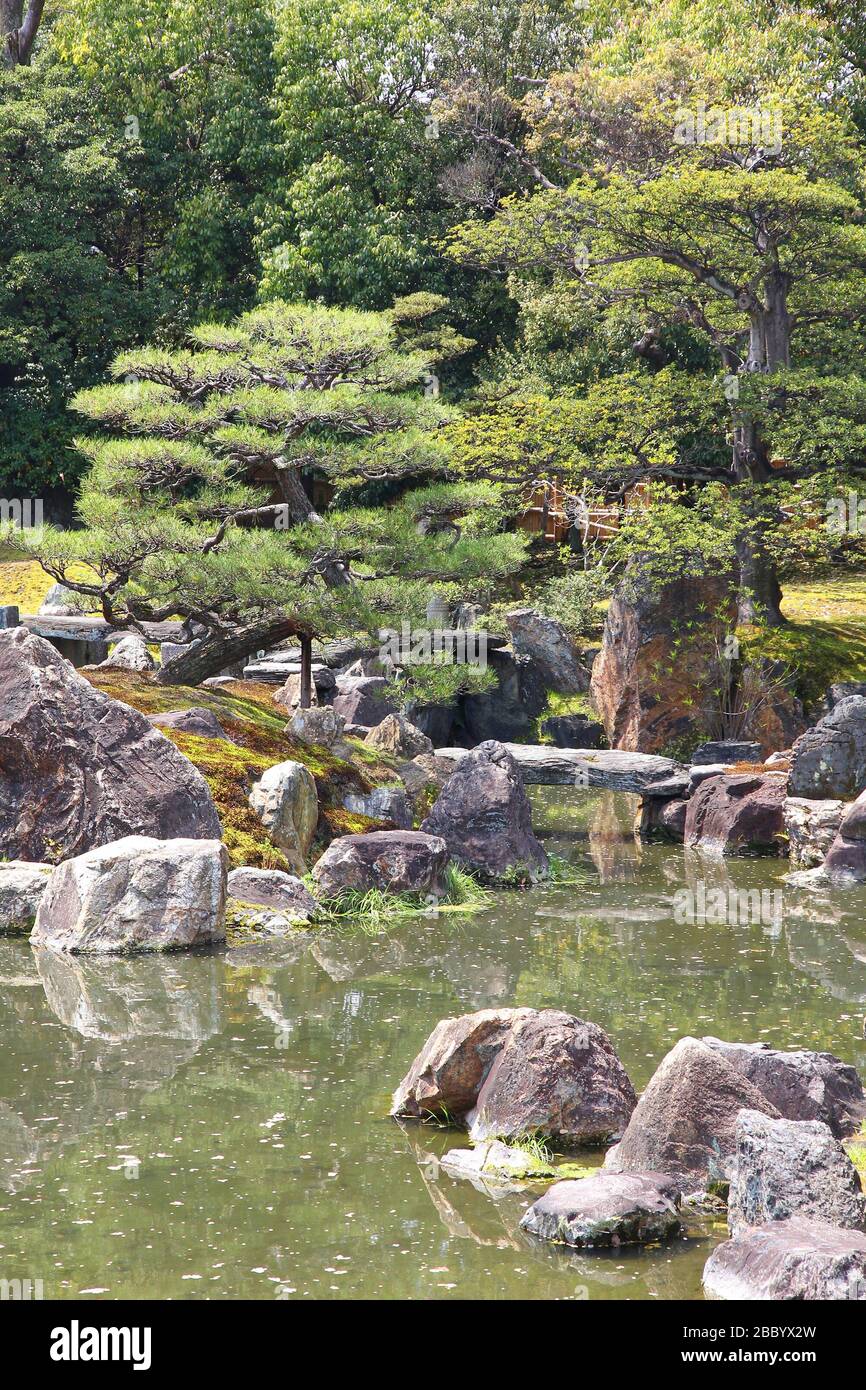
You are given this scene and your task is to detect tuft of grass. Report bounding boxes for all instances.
[543,853,589,887]
[313,863,492,935]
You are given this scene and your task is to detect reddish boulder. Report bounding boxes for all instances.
[703,1218,866,1301]
[392,1007,637,1148]
[312,829,448,900]
[683,772,787,856]
[421,739,548,883]
[702,1038,865,1138]
[0,628,221,862]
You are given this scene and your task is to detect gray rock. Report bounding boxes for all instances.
[505,608,590,694]
[313,829,449,900]
[286,705,345,748]
[342,786,413,829]
[728,1110,866,1235]
[789,696,866,799]
[99,634,155,672]
[784,796,846,868]
[331,676,396,726]
[364,713,433,759]
[703,1217,866,1300]
[392,1007,636,1148]
[434,744,682,791]
[38,583,81,617]
[31,836,228,952]
[0,628,222,861]
[520,1171,682,1247]
[421,740,548,884]
[248,761,318,873]
[148,707,231,741]
[605,1037,780,1186]
[461,647,546,744]
[822,682,866,716]
[701,1038,865,1138]
[227,866,318,930]
[692,740,762,765]
[0,862,52,935]
[273,666,336,706]
[540,714,605,749]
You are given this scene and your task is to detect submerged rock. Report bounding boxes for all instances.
[0,628,222,861]
[701,1037,865,1138]
[421,740,548,883]
[392,1007,636,1148]
[441,1139,555,1182]
[248,760,318,873]
[703,1217,866,1300]
[312,829,449,900]
[605,1037,780,1186]
[683,772,787,856]
[727,1110,866,1235]
[31,836,228,953]
[0,862,52,935]
[520,1171,682,1248]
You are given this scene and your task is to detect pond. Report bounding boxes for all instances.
[1,787,865,1301]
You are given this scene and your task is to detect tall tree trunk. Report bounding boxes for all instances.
[1,1,45,67]
[156,617,305,687]
[298,633,313,709]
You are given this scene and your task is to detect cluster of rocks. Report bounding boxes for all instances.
[391,1009,866,1295]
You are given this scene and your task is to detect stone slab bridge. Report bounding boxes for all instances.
[435,744,684,793]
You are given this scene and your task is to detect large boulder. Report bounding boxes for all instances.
[38,582,80,617]
[227,865,318,930]
[364,713,433,759]
[148,707,231,741]
[505,608,590,694]
[540,714,605,749]
[248,760,318,873]
[683,772,787,856]
[703,1218,866,1300]
[784,796,846,868]
[312,829,449,900]
[330,676,396,727]
[98,634,155,672]
[810,788,866,884]
[727,1110,866,1235]
[461,647,547,745]
[0,862,52,935]
[520,1172,682,1248]
[590,566,737,754]
[789,696,866,799]
[420,740,548,883]
[701,1038,865,1138]
[605,1037,780,1186]
[392,1007,637,1148]
[0,628,222,861]
[286,706,345,748]
[31,836,228,952]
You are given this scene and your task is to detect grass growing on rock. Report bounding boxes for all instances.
[313,863,492,934]
[81,669,404,869]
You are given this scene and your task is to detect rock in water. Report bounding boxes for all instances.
[683,773,787,855]
[312,830,449,900]
[788,696,866,799]
[441,1139,555,1182]
[364,713,433,759]
[248,760,318,873]
[420,739,548,883]
[605,1037,780,1186]
[784,796,846,868]
[520,1172,682,1248]
[226,867,318,929]
[99,634,155,672]
[31,836,228,952]
[703,1218,866,1300]
[0,862,52,934]
[701,1037,865,1138]
[727,1110,866,1235]
[505,608,590,694]
[0,628,222,861]
[392,1007,636,1148]
[812,788,866,883]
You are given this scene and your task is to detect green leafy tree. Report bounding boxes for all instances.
[25,300,526,691]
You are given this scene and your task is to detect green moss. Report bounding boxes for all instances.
[745,571,866,712]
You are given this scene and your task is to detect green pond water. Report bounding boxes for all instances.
[2,786,865,1302]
